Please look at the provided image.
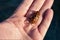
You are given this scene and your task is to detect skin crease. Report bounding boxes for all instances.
[0,0,54,40]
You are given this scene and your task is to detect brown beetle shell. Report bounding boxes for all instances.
[28,11,40,24]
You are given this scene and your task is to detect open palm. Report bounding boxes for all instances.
[0,0,54,40]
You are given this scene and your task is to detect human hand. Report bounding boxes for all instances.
[0,0,54,40]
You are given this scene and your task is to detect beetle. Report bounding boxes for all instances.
[28,11,40,24]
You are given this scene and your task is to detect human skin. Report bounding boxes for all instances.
[0,0,54,40]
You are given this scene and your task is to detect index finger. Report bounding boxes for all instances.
[11,0,34,17]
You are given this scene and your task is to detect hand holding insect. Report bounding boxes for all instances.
[0,0,54,40]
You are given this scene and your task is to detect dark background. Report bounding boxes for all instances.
[0,0,60,40]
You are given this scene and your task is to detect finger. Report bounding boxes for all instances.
[11,0,34,17]
[24,0,45,33]
[35,0,54,30]
[28,29,43,40]
[26,0,45,17]
[5,0,33,23]
[38,9,54,38]
[36,0,54,30]
[34,0,54,28]
[39,0,54,15]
